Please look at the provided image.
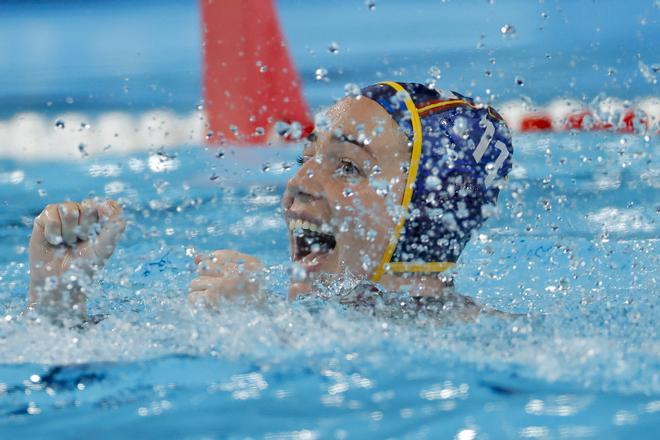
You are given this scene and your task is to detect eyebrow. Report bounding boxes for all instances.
[332,132,376,159]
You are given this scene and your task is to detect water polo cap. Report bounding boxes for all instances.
[360,82,513,281]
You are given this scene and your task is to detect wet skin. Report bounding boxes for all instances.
[28,200,125,316]
[283,97,410,299]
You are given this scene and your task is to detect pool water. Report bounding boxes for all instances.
[0,130,658,438]
[0,0,659,438]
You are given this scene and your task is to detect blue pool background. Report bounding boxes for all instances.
[0,0,658,116]
[0,0,659,439]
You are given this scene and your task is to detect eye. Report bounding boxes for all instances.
[335,159,363,178]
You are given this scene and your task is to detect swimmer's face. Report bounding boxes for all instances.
[282,97,409,299]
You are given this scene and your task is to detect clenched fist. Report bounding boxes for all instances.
[28,199,125,315]
[188,250,264,309]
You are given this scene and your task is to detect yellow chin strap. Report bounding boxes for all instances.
[370,82,454,282]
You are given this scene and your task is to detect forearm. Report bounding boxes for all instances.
[28,273,88,318]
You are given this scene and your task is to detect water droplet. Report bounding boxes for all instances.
[314,113,332,131]
[425,175,442,190]
[344,83,361,98]
[216,149,225,158]
[261,162,271,173]
[55,120,65,129]
[328,42,340,54]
[78,143,88,157]
[372,122,384,137]
[288,121,303,139]
[229,125,239,135]
[500,24,516,38]
[314,67,329,81]
[365,0,376,11]
[274,121,290,136]
[196,103,204,111]
[342,187,354,198]
[452,116,469,138]
[484,70,492,77]
[80,121,90,130]
[357,132,371,146]
[206,130,214,140]
[428,66,442,79]
[291,262,307,282]
[255,126,265,136]
[515,75,525,86]
[638,60,657,85]
[541,11,549,18]
[370,178,389,196]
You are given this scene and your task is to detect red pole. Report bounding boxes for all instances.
[200,0,312,145]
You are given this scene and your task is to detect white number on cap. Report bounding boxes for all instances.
[473,117,509,187]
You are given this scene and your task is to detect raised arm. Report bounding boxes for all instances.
[28,199,125,319]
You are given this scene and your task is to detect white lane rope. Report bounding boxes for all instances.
[0,97,657,160]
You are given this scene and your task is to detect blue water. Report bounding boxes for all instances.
[0,0,657,117]
[0,0,659,438]
[0,133,658,438]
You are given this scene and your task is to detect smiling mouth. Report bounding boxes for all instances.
[289,219,337,267]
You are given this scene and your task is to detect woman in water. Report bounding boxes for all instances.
[27,82,513,320]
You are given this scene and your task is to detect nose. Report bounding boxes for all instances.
[282,162,324,210]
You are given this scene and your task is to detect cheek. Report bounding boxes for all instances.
[337,189,395,246]
[336,197,395,275]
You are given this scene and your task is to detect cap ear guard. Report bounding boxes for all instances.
[360,82,513,281]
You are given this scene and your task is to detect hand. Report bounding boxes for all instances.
[28,199,126,315]
[188,250,264,309]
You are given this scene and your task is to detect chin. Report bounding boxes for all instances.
[287,257,339,299]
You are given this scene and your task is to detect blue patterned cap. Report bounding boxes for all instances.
[360,82,513,281]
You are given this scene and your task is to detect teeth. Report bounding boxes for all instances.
[288,219,328,233]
